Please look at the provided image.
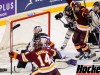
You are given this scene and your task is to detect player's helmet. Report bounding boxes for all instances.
[74,2,81,7]
[34,26,42,33]
[93,1,100,6]
[64,5,72,12]
[93,1,100,12]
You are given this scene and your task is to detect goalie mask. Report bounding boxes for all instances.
[34,26,42,33]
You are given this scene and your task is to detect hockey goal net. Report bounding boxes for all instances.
[0,11,50,51]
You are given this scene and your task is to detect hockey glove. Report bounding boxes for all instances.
[9,51,18,59]
[68,22,75,31]
[55,12,63,20]
[88,17,92,25]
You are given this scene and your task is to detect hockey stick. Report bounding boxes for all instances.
[12,24,20,31]
[10,24,20,74]
[83,0,86,8]
[59,19,66,25]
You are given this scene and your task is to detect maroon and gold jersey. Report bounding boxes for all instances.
[66,0,90,31]
[74,7,89,25]
[16,48,56,73]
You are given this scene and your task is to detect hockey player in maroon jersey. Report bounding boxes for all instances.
[66,0,91,59]
[9,38,61,75]
[15,26,62,72]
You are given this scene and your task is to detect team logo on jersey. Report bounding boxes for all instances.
[76,65,100,75]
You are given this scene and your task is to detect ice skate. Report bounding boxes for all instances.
[93,57,100,63]
[75,52,84,58]
[61,44,67,50]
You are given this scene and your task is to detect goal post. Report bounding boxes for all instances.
[0,11,51,51]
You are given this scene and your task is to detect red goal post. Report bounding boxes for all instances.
[10,11,51,51]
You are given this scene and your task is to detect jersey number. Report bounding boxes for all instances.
[37,54,51,66]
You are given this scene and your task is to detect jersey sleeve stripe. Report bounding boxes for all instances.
[51,49,56,56]
[22,53,28,62]
[31,70,39,75]
[38,63,55,73]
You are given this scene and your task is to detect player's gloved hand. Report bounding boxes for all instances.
[69,22,74,28]
[55,12,63,20]
[88,17,92,24]
[69,22,76,31]
[9,51,18,59]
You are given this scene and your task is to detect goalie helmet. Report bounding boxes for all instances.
[34,26,42,33]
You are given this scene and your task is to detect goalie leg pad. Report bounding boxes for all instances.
[55,59,69,69]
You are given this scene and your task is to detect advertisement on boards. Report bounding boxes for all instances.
[0,0,15,18]
[17,0,51,13]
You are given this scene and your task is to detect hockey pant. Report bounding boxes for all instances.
[72,28,90,52]
[62,29,73,46]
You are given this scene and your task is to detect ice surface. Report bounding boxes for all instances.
[0,11,100,75]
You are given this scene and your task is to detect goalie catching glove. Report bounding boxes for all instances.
[55,12,63,20]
